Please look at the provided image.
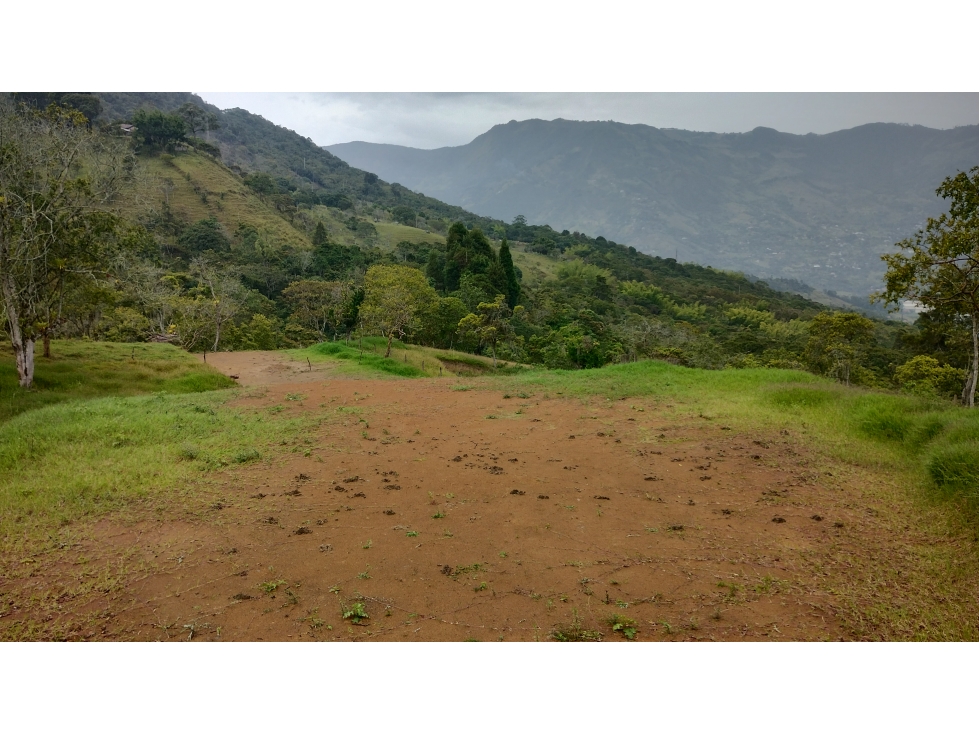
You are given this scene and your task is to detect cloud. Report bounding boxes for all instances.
[198,93,979,150]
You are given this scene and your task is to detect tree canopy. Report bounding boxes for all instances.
[877,166,979,405]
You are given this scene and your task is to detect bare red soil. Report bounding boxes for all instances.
[35,349,866,642]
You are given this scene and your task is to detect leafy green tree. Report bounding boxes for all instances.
[876,166,979,406]
[131,109,187,151]
[359,264,438,356]
[11,93,102,126]
[1,100,131,386]
[457,294,516,367]
[894,355,965,398]
[417,296,469,349]
[498,238,521,308]
[312,221,328,248]
[444,223,497,292]
[244,172,277,195]
[178,217,230,255]
[804,312,876,385]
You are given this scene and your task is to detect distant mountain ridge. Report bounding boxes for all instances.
[327,119,979,296]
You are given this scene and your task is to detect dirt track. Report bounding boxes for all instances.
[50,351,872,642]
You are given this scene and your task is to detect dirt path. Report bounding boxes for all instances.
[55,349,871,642]
[198,350,335,387]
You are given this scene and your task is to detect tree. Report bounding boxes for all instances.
[188,257,245,351]
[875,166,979,406]
[177,102,220,139]
[359,265,437,357]
[499,238,520,308]
[11,93,102,126]
[457,294,516,367]
[1,100,131,387]
[131,109,186,151]
[283,279,353,337]
[178,217,230,255]
[804,312,875,386]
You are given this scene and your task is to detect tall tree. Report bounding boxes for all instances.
[1,100,131,386]
[457,294,515,367]
[498,238,520,308]
[359,264,437,357]
[188,257,245,351]
[876,166,979,406]
[804,312,875,386]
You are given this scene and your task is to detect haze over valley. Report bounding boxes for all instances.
[328,118,979,298]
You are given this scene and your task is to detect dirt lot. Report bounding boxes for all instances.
[2,347,902,642]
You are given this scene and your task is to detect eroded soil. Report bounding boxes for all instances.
[7,348,910,641]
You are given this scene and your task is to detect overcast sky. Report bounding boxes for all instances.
[197,93,979,150]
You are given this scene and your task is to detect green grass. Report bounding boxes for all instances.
[373,221,445,249]
[489,359,979,514]
[0,340,235,424]
[0,389,313,545]
[289,337,525,378]
[292,337,425,378]
[0,338,303,548]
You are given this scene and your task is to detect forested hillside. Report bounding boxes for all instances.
[1,93,970,401]
[328,119,979,298]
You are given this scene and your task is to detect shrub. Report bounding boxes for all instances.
[895,355,965,398]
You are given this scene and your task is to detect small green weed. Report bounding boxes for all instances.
[342,601,369,625]
[259,579,285,594]
[551,609,602,642]
[608,614,638,639]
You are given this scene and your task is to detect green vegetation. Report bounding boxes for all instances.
[6,93,967,405]
[551,609,602,641]
[0,341,233,424]
[491,359,979,518]
[0,387,311,544]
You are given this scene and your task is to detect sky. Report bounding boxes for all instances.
[197,93,979,150]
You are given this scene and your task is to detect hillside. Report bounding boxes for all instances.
[6,93,945,390]
[327,119,979,297]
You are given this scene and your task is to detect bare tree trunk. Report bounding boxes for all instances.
[2,273,35,388]
[385,334,393,358]
[43,332,51,358]
[968,313,979,408]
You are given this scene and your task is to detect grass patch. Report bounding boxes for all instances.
[0,340,234,424]
[293,338,424,378]
[0,389,312,546]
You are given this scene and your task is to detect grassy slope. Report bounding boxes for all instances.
[509,242,561,286]
[496,360,979,499]
[0,341,234,424]
[373,221,445,249]
[140,153,312,251]
[0,341,312,569]
[289,337,513,378]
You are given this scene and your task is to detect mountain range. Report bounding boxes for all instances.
[327,119,979,297]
